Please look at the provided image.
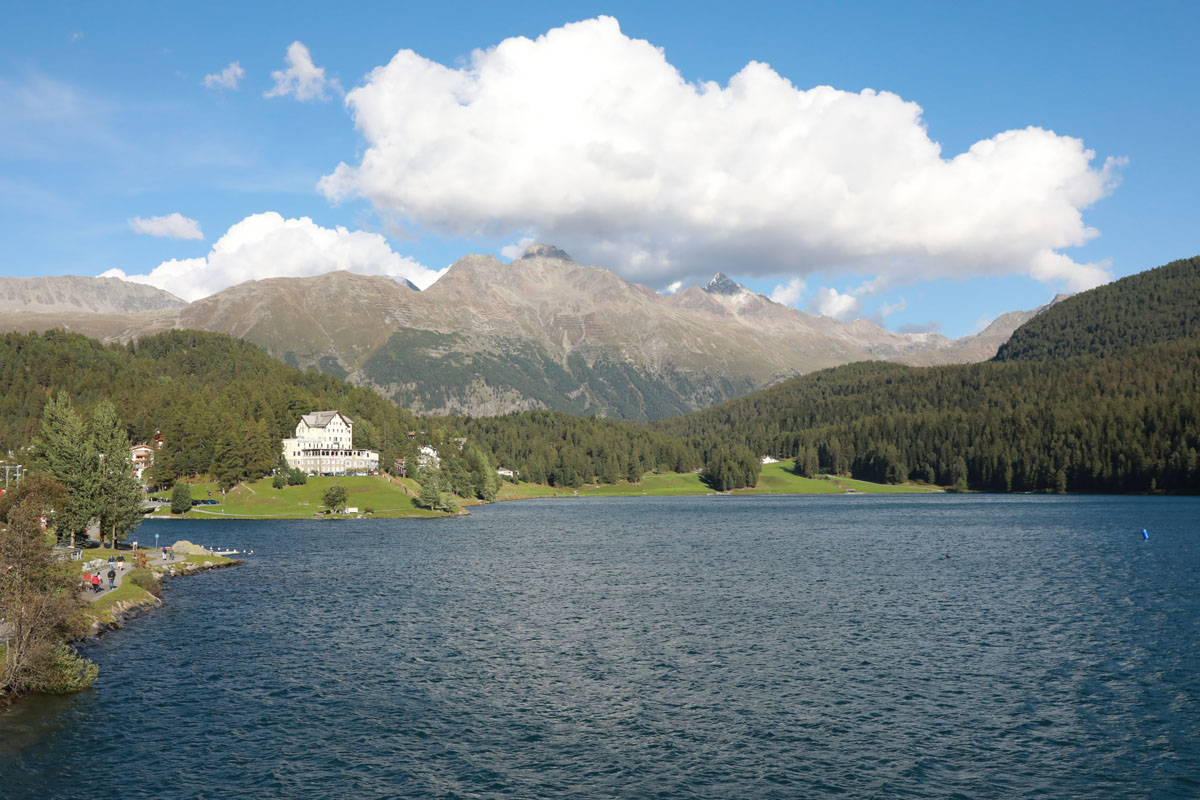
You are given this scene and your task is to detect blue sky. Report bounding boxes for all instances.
[1,1,1196,336]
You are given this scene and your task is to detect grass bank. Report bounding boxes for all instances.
[150,475,452,520]
[146,461,940,521]
[495,460,941,500]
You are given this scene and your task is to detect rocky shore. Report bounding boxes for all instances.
[83,556,241,639]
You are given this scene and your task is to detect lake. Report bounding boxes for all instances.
[2,495,1197,799]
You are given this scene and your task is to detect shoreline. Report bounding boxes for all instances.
[82,556,241,635]
[143,465,944,522]
[0,556,240,711]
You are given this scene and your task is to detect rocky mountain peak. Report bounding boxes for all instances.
[703,273,742,295]
[519,243,574,262]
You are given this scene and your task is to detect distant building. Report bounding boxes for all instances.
[130,443,155,480]
[761,455,780,465]
[398,445,440,477]
[496,468,517,479]
[419,445,440,468]
[281,411,379,476]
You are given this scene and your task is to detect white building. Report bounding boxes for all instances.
[281,411,379,476]
[130,443,155,480]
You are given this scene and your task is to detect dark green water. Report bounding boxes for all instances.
[2,495,1197,799]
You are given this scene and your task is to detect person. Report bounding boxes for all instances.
[117,555,125,571]
[81,572,91,591]
[91,572,101,593]
[107,568,116,591]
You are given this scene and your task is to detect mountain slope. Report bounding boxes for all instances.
[0,248,1045,419]
[0,276,185,314]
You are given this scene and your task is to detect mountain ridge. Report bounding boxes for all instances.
[0,247,1049,419]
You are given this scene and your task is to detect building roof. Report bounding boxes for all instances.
[299,410,353,428]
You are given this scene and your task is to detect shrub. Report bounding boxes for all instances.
[127,567,162,597]
[29,644,99,694]
[272,473,286,490]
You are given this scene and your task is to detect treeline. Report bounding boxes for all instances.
[0,330,420,488]
[447,410,701,488]
[657,340,1200,493]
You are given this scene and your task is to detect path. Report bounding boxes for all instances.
[79,549,174,601]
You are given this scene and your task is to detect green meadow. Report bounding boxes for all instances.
[148,460,940,520]
[495,460,940,501]
[152,475,448,519]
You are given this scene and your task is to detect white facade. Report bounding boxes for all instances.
[281,411,379,475]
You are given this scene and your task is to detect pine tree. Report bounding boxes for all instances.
[170,481,192,514]
[32,393,96,546]
[212,426,245,492]
[416,466,444,511]
[91,400,144,548]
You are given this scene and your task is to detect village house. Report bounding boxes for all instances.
[395,445,441,477]
[281,411,379,476]
[129,430,165,480]
[130,443,155,480]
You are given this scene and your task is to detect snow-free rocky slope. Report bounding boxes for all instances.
[0,246,1044,419]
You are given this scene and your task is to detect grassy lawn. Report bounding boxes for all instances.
[734,462,845,494]
[86,581,157,623]
[581,472,711,496]
[161,475,449,519]
[141,464,941,521]
[495,461,943,500]
[183,553,235,566]
[822,474,941,494]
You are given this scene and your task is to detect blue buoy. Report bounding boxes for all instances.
[1142,528,1150,540]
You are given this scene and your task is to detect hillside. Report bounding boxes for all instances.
[0,329,420,484]
[0,246,1043,420]
[656,256,1200,494]
[0,276,185,314]
[996,255,1200,361]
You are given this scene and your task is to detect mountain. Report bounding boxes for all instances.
[655,254,1200,494]
[0,247,1045,419]
[0,276,185,314]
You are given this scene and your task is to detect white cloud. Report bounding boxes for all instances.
[103,212,443,301]
[769,277,806,305]
[500,236,536,260]
[203,62,245,91]
[661,280,683,295]
[810,287,862,321]
[265,41,340,101]
[68,32,83,43]
[128,212,204,240]
[321,16,1121,293]
[879,298,907,317]
[1028,250,1112,291]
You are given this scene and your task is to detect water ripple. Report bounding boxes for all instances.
[2,495,1197,799]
